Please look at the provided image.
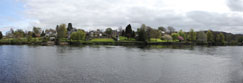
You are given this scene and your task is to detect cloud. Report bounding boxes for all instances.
[15,0,243,33]
[227,0,243,12]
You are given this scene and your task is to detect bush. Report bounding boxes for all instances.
[70,30,86,40]
[161,34,172,41]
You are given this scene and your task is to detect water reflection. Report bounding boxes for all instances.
[0,45,243,83]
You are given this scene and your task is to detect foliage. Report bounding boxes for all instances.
[178,30,186,40]
[125,24,133,39]
[33,27,41,37]
[188,29,197,42]
[67,23,73,31]
[136,24,148,41]
[0,31,2,39]
[56,24,67,39]
[178,36,184,41]
[121,30,125,36]
[171,33,179,40]
[131,31,136,38]
[41,31,45,37]
[158,26,166,32]
[161,34,173,41]
[14,29,25,38]
[238,37,243,43]
[70,30,86,40]
[105,28,112,37]
[216,33,225,43]
[150,29,162,39]
[206,30,214,43]
[197,31,207,43]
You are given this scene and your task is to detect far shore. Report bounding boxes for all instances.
[0,40,242,46]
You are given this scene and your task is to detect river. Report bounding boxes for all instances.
[0,45,243,83]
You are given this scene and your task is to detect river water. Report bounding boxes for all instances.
[0,45,243,83]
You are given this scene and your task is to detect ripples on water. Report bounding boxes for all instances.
[0,45,243,83]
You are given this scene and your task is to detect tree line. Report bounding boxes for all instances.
[0,23,243,45]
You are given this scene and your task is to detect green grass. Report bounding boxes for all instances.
[90,38,115,42]
[119,36,136,42]
[150,38,179,42]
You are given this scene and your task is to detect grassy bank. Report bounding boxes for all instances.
[0,37,242,46]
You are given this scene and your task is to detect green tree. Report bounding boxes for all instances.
[56,24,67,39]
[33,27,41,37]
[188,29,197,42]
[131,31,136,38]
[178,30,186,40]
[197,31,207,43]
[105,28,112,37]
[0,31,2,39]
[171,33,179,40]
[14,29,25,38]
[136,24,148,41]
[206,30,214,43]
[216,33,225,43]
[125,24,133,39]
[70,29,86,40]
[238,37,243,43]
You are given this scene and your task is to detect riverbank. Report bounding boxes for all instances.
[0,38,242,46]
[0,40,242,46]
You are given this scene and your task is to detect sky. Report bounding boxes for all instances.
[0,0,243,34]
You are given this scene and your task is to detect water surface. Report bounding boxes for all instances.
[0,45,243,83]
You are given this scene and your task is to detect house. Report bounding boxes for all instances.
[88,30,104,38]
[45,29,57,41]
[45,29,56,37]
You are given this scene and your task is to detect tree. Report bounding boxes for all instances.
[105,28,112,37]
[14,29,25,38]
[33,27,41,37]
[238,37,243,43]
[171,33,179,40]
[56,24,67,39]
[136,24,148,41]
[197,31,207,43]
[216,33,225,43]
[188,29,197,42]
[121,30,125,36]
[67,23,73,31]
[70,29,86,40]
[207,30,214,43]
[161,34,172,41]
[178,30,186,40]
[125,24,133,39]
[131,31,136,38]
[0,31,2,39]
[158,26,166,32]
[150,29,161,39]
[41,31,45,37]
[167,26,175,34]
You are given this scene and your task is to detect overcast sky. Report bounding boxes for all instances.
[0,0,243,33]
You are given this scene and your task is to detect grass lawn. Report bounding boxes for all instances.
[119,36,136,42]
[90,38,115,42]
[150,38,179,42]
